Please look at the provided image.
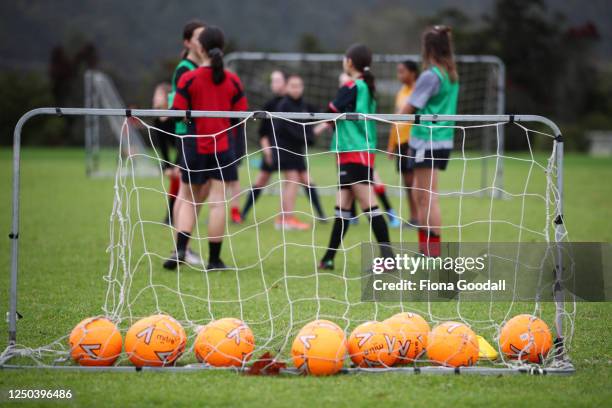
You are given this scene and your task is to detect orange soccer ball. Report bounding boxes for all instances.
[499,314,552,363]
[292,320,347,376]
[427,321,479,367]
[384,312,430,363]
[347,321,398,368]
[300,319,344,334]
[194,318,255,367]
[124,314,186,367]
[69,317,122,366]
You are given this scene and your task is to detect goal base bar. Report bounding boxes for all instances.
[0,365,576,376]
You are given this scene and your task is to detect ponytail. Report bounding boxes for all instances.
[345,43,376,98]
[361,66,376,98]
[199,26,226,85]
[421,25,458,82]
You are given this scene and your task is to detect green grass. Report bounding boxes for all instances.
[0,148,611,407]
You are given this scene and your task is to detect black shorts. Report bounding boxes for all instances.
[228,133,245,168]
[396,143,414,175]
[179,139,238,184]
[338,163,374,189]
[407,147,451,171]
[275,149,306,172]
[259,154,278,173]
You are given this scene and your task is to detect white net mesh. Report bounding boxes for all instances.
[2,111,575,373]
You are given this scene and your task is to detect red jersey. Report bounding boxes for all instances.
[172,67,248,154]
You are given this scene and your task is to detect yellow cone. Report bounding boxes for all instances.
[477,335,499,360]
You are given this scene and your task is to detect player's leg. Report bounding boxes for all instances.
[299,170,327,221]
[206,178,228,270]
[403,169,418,226]
[241,165,273,219]
[228,180,242,224]
[319,187,354,270]
[277,169,309,230]
[413,166,441,256]
[373,170,400,228]
[353,182,393,260]
[163,179,207,269]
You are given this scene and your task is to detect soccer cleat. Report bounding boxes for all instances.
[206,259,229,271]
[185,248,205,267]
[387,209,401,228]
[318,259,334,271]
[274,216,310,231]
[231,207,243,224]
[163,250,185,270]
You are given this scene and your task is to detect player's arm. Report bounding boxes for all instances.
[399,70,440,115]
[314,83,357,136]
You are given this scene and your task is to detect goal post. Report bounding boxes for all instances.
[84,70,159,178]
[226,52,506,197]
[4,107,573,375]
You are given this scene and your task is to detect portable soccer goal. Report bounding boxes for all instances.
[226,52,506,197]
[3,108,575,375]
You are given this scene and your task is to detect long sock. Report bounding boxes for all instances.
[241,186,263,218]
[167,197,176,224]
[321,206,351,262]
[209,241,222,263]
[374,184,393,212]
[350,200,357,219]
[177,231,190,253]
[418,228,441,257]
[304,185,326,219]
[364,206,393,258]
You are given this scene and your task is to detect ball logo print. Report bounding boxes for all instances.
[80,344,101,359]
[136,326,154,345]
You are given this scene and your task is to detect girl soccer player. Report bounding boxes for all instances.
[165,26,248,271]
[399,26,459,256]
[164,20,206,266]
[316,44,393,270]
[388,60,419,227]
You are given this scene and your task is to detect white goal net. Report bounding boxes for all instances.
[2,109,575,374]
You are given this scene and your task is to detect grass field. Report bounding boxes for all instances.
[1,147,611,407]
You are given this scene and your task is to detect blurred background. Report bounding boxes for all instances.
[1,0,610,151]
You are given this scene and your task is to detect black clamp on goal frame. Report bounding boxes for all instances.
[125,108,132,117]
[185,110,192,124]
[252,111,269,120]
[414,114,420,125]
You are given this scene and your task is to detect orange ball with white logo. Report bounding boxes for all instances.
[347,321,398,368]
[69,317,122,366]
[124,314,186,367]
[384,312,429,363]
[292,320,346,376]
[499,314,552,363]
[427,321,479,367]
[194,318,255,367]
